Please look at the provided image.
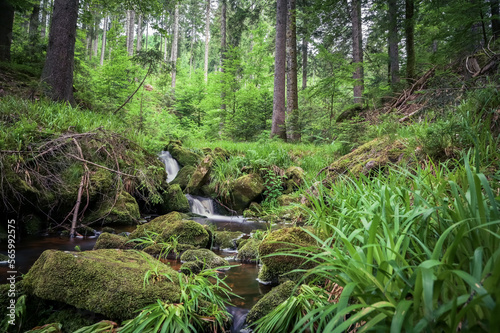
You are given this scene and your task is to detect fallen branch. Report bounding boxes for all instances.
[70,139,89,238]
[113,63,152,115]
[67,154,137,178]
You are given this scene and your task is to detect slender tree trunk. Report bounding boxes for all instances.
[29,4,41,51]
[145,20,148,50]
[136,14,143,52]
[220,0,227,133]
[126,9,135,56]
[388,0,400,86]
[0,0,14,61]
[204,0,211,83]
[491,0,500,39]
[351,0,364,104]
[287,0,300,142]
[100,16,107,66]
[41,0,47,38]
[271,0,287,140]
[405,0,415,82]
[93,16,99,58]
[171,3,179,90]
[302,38,308,90]
[190,16,196,76]
[41,0,79,105]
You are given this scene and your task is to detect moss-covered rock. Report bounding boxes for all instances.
[160,184,190,213]
[246,281,296,324]
[167,142,202,167]
[213,231,243,249]
[257,264,275,284]
[284,166,305,193]
[89,168,114,199]
[186,155,213,194]
[85,190,140,225]
[143,243,195,258]
[243,202,263,218]
[258,227,317,282]
[230,173,265,211]
[129,212,209,248]
[277,194,300,206]
[237,238,261,263]
[180,249,229,274]
[93,232,133,250]
[170,165,196,190]
[23,249,181,320]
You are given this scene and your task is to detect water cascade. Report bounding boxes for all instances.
[185,194,217,216]
[159,151,180,183]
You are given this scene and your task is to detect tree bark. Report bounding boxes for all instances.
[41,0,79,105]
[491,0,500,40]
[0,0,14,61]
[271,0,287,140]
[100,16,107,66]
[405,0,415,82]
[171,3,179,90]
[220,0,227,132]
[126,9,135,56]
[29,4,41,51]
[302,37,308,90]
[204,0,211,83]
[136,14,143,52]
[351,0,364,104]
[388,0,400,86]
[41,0,48,38]
[287,0,300,142]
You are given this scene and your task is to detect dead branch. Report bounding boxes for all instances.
[113,63,152,115]
[67,154,137,178]
[70,138,89,238]
[390,66,436,110]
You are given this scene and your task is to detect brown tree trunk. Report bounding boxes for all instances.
[271,0,287,140]
[405,0,415,82]
[491,0,500,40]
[0,0,14,62]
[302,37,308,90]
[220,0,227,132]
[41,0,48,38]
[41,0,79,105]
[126,9,135,56]
[287,0,300,142]
[351,0,364,104]
[171,3,179,90]
[29,4,41,51]
[388,0,400,86]
[204,0,211,83]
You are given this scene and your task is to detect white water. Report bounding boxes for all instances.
[159,151,180,183]
[185,194,248,223]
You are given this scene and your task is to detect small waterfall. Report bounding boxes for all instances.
[228,306,250,333]
[186,194,216,216]
[159,151,180,183]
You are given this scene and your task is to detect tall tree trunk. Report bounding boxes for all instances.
[0,0,14,61]
[92,16,99,58]
[405,0,415,82]
[302,38,308,90]
[100,16,107,66]
[491,0,500,40]
[190,15,196,76]
[171,3,179,90]
[220,0,227,133]
[287,0,300,142]
[204,0,211,83]
[41,0,48,38]
[145,20,148,50]
[126,9,135,56]
[136,14,143,51]
[271,0,287,140]
[351,0,364,104]
[388,0,399,86]
[41,0,79,105]
[29,4,41,52]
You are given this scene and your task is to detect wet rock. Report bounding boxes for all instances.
[180,249,229,274]
[167,142,202,167]
[93,232,133,250]
[186,155,213,194]
[213,231,243,249]
[23,249,181,320]
[246,281,296,324]
[284,166,305,193]
[160,184,190,213]
[230,174,265,211]
[258,227,317,283]
[237,238,261,263]
[170,165,196,190]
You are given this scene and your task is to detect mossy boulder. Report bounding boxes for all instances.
[243,202,263,218]
[89,168,114,199]
[129,212,209,248]
[186,155,213,194]
[170,165,196,190]
[258,227,317,282]
[85,190,140,225]
[180,249,229,274]
[237,238,261,263]
[246,281,296,324]
[277,194,300,206]
[160,184,190,213]
[93,232,133,250]
[23,249,181,320]
[143,243,195,258]
[336,103,363,123]
[167,142,202,167]
[230,173,265,211]
[213,231,243,249]
[284,166,305,193]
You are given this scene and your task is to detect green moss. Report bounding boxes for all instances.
[89,168,114,199]
[22,214,45,235]
[283,166,305,193]
[170,165,196,190]
[44,309,93,333]
[237,238,261,263]
[160,184,190,213]
[180,249,229,273]
[168,142,202,167]
[213,231,243,249]
[93,232,133,250]
[128,211,183,239]
[85,190,140,225]
[0,253,9,261]
[277,194,300,206]
[258,227,317,282]
[186,155,213,194]
[257,264,276,284]
[230,173,265,211]
[23,249,181,320]
[246,281,296,324]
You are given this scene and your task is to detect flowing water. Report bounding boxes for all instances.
[159,151,180,183]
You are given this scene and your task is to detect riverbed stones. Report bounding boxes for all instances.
[23,249,181,320]
[246,281,296,324]
[180,249,229,274]
[170,165,196,190]
[237,238,261,263]
[185,154,213,194]
[213,231,243,249]
[230,173,265,211]
[167,142,202,167]
[160,184,190,213]
[93,232,132,250]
